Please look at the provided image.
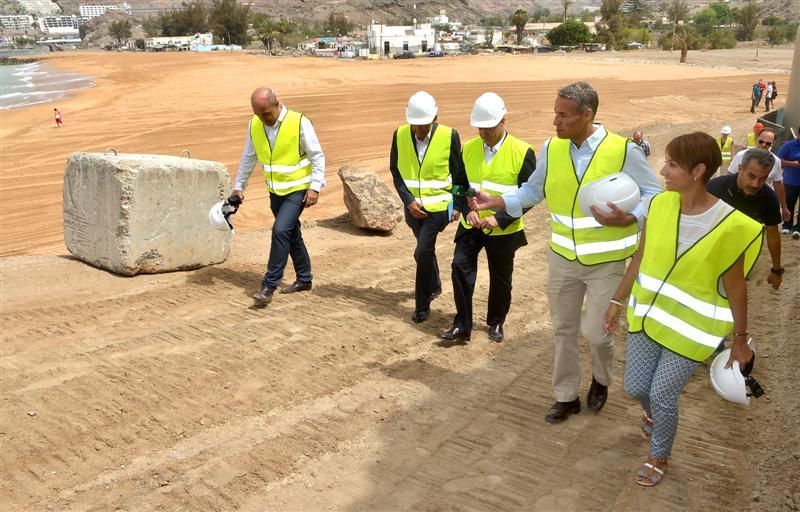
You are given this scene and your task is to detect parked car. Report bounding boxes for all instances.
[393,50,415,59]
[427,50,444,57]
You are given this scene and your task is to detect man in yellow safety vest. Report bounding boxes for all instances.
[716,125,734,174]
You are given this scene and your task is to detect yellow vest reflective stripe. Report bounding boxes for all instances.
[627,192,763,362]
[396,124,453,212]
[716,136,733,164]
[250,110,312,196]
[459,134,531,235]
[544,132,639,265]
[746,132,756,149]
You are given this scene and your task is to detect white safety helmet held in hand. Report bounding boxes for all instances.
[208,200,238,233]
[720,125,732,135]
[470,92,507,128]
[710,339,761,406]
[406,91,438,125]
[578,172,641,216]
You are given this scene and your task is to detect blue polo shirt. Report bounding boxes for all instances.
[777,137,800,186]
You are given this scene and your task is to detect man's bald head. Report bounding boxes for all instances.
[251,87,281,126]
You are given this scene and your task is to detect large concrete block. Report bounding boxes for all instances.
[63,152,232,275]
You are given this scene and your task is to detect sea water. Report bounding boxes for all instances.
[0,60,95,110]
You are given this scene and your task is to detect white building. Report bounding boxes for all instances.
[0,15,35,31]
[17,0,61,15]
[367,22,436,55]
[144,32,213,50]
[79,3,132,21]
[37,16,80,35]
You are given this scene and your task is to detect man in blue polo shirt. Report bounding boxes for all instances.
[707,148,784,290]
[777,128,800,238]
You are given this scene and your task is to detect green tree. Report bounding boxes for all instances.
[663,0,689,24]
[208,0,250,45]
[560,0,574,22]
[432,23,452,33]
[142,15,161,37]
[109,19,132,44]
[134,38,146,50]
[531,7,551,22]
[598,0,624,49]
[674,24,701,62]
[706,28,736,48]
[767,25,784,45]
[159,1,208,36]
[692,7,718,37]
[510,9,529,44]
[709,2,734,26]
[622,0,652,26]
[735,0,759,41]
[324,12,353,37]
[547,20,592,46]
[252,13,296,53]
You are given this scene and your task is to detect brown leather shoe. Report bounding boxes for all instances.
[587,376,608,412]
[252,286,274,307]
[488,323,504,342]
[280,281,312,294]
[544,398,581,423]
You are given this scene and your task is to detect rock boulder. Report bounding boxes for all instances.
[338,166,403,232]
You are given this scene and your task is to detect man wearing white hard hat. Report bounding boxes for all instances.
[472,82,662,422]
[716,125,734,174]
[390,91,464,323]
[439,92,536,345]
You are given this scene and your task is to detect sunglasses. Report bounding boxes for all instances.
[757,140,772,147]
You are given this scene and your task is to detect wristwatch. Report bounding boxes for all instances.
[770,267,785,276]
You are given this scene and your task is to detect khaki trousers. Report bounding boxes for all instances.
[547,250,625,402]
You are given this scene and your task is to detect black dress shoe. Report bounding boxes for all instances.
[411,309,430,323]
[281,281,312,294]
[488,323,504,342]
[252,286,274,307]
[545,398,581,423]
[429,289,442,302]
[439,326,470,344]
[587,376,608,412]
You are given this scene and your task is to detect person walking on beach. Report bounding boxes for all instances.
[470,82,662,423]
[604,132,762,487]
[439,92,536,345]
[709,148,784,290]
[54,108,63,127]
[390,91,464,323]
[232,87,325,307]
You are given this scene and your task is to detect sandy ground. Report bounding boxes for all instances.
[1,49,799,511]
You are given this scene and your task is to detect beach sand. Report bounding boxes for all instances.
[1,49,798,511]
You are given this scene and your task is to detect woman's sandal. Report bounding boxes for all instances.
[639,411,653,440]
[634,459,667,487]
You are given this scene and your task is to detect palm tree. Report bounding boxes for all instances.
[511,9,529,45]
[674,24,699,62]
[561,0,574,22]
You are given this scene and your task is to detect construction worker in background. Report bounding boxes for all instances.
[716,126,733,174]
[471,82,663,423]
[390,91,464,323]
[745,122,764,150]
[233,87,326,307]
[439,92,536,345]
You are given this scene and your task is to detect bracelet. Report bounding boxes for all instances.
[733,331,749,337]
[770,267,785,276]
[609,298,624,307]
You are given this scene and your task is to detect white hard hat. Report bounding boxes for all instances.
[709,338,759,406]
[470,92,507,128]
[406,91,438,125]
[578,173,641,216]
[720,126,732,135]
[208,201,236,233]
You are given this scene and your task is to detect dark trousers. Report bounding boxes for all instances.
[451,228,520,332]
[262,190,311,290]
[785,183,800,232]
[750,97,761,113]
[405,209,449,312]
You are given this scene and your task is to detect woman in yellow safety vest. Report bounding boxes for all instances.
[603,132,763,487]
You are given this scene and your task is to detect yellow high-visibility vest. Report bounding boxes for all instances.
[459,133,531,235]
[746,132,757,149]
[544,132,639,265]
[396,124,453,213]
[627,192,763,362]
[716,135,733,167]
[250,110,312,196]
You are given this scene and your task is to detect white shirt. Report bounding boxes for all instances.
[644,196,734,257]
[727,148,782,185]
[503,124,663,226]
[483,131,508,165]
[414,127,432,164]
[235,105,326,192]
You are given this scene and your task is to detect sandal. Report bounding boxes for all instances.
[634,459,667,487]
[639,411,653,440]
